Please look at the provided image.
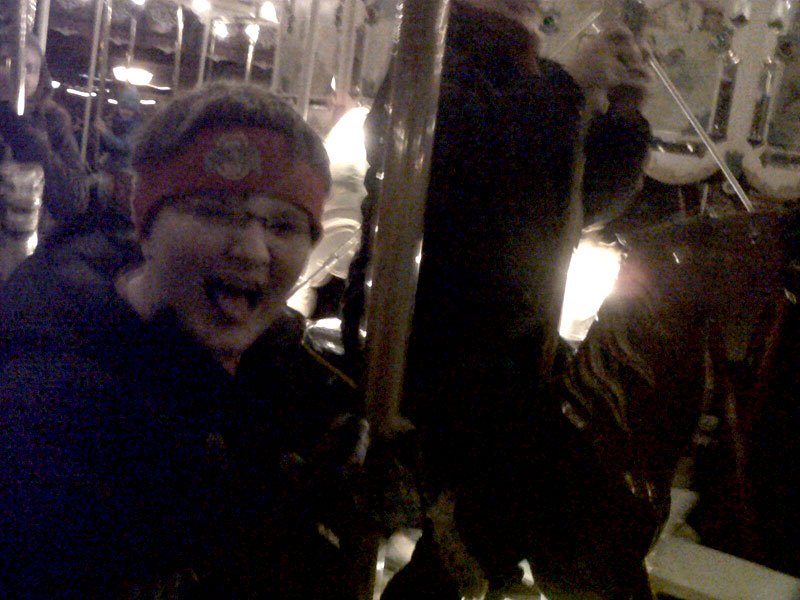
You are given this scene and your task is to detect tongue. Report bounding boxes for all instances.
[213,289,252,322]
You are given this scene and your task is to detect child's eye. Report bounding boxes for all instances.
[265,218,309,236]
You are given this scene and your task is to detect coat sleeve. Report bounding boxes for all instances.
[581,108,651,227]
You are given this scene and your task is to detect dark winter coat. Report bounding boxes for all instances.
[0,233,360,600]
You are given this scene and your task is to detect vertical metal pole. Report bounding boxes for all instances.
[94,0,113,125]
[269,10,284,93]
[244,37,256,82]
[171,5,184,92]
[364,0,450,436]
[11,0,29,116]
[351,2,450,598]
[207,32,217,81]
[80,0,105,160]
[196,14,212,87]
[298,0,321,118]
[335,0,358,103]
[35,0,51,55]
[126,15,138,67]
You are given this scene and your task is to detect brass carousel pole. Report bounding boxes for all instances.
[269,4,284,93]
[244,24,258,82]
[35,0,50,55]
[334,0,357,107]
[10,0,31,116]
[171,5,184,92]
[350,1,451,598]
[363,0,449,440]
[297,0,321,119]
[80,0,105,160]
[126,14,138,68]
[91,0,114,160]
[196,12,212,87]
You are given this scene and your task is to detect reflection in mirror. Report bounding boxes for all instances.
[640,1,735,145]
[763,3,800,159]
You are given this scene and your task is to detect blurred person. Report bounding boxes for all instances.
[92,83,143,227]
[0,28,88,240]
[95,83,142,173]
[0,81,365,599]
[342,2,656,599]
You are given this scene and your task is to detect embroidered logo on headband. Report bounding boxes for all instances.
[203,131,263,181]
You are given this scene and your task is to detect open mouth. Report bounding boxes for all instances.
[203,276,264,322]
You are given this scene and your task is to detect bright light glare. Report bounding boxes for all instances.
[126,67,153,86]
[559,238,623,343]
[113,65,153,86]
[112,65,128,81]
[25,231,38,255]
[192,0,210,13]
[213,20,228,39]
[314,317,342,330]
[65,88,91,97]
[259,1,278,23]
[131,0,146,5]
[140,99,156,105]
[51,80,61,89]
[324,106,369,166]
[244,23,260,42]
[108,98,118,104]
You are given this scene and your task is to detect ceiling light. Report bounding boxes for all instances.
[131,0,146,5]
[140,99,156,105]
[127,68,153,86]
[112,65,128,81]
[192,0,210,14]
[259,1,278,23]
[244,23,260,42]
[113,65,154,86]
[213,20,228,39]
[50,80,61,88]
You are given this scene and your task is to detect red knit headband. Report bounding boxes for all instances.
[132,126,327,234]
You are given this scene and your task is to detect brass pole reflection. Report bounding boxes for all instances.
[244,36,256,81]
[11,0,30,116]
[35,0,51,55]
[363,0,450,438]
[269,7,284,93]
[298,0,321,119]
[94,0,113,126]
[335,0,357,104]
[354,4,451,594]
[126,15,138,68]
[196,14,212,87]
[171,5,184,92]
[80,0,105,160]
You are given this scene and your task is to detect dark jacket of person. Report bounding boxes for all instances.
[0,58,88,231]
[0,234,361,600]
[342,3,655,599]
[344,3,650,478]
